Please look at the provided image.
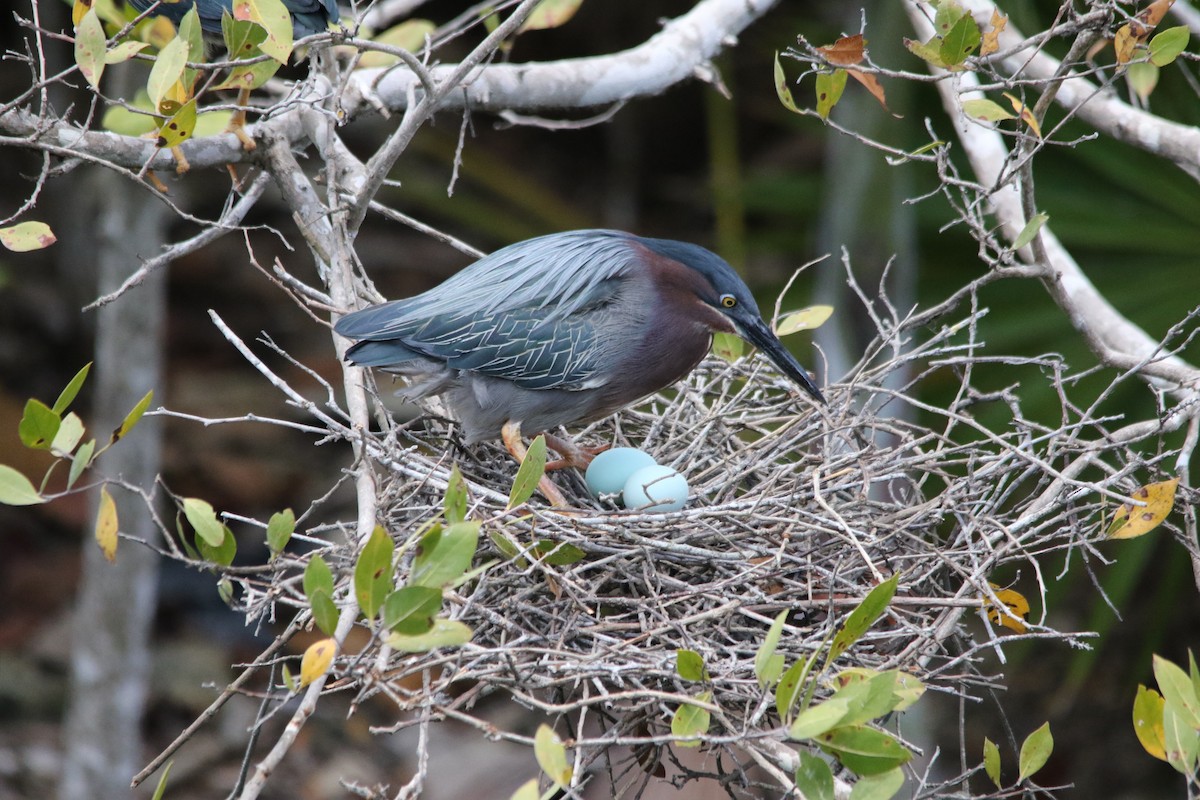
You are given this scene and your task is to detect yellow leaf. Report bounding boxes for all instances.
[73,0,95,27]
[776,305,834,336]
[1107,478,1179,539]
[1114,23,1138,65]
[96,486,119,562]
[1133,684,1168,761]
[299,637,336,687]
[1002,92,1041,138]
[519,0,584,33]
[980,10,1007,57]
[983,583,1030,633]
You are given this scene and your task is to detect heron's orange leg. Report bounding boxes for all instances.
[543,433,610,471]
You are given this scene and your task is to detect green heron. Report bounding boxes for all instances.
[336,230,825,497]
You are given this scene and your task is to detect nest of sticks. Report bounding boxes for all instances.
[236,301,1145,795]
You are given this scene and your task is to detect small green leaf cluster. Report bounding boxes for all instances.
[770,575,921,799]
[1132,652,1200,777]
[903,0,982,70]
[299,466,484,654]
[666,575,923,799]
[0,363,149,507]
[981,722,1053,789]
[72,0,299,151]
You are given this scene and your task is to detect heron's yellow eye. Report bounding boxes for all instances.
[721,294,737,308]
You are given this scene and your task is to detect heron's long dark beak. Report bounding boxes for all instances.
[738,317,826,404]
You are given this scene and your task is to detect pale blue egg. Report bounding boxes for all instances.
[622,464,689,512]
[585,447,657,497]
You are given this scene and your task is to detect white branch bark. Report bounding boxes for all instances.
[962,0,1200,180]
[904,1,1200,400]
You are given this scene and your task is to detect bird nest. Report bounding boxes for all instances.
[229,303,1145,796]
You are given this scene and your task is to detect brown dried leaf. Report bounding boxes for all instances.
[980,10,1007,56]
[819,34,865,66]
[847,68,892,114]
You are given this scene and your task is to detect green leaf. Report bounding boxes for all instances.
[774,52,801,114]
[1126,61,1159,101]
[104,40,148,64]
[534,724,573,787]
[183,497,226,547]
[68,439,96,490]
[933,0,966,33]
[676,649,708,682]
[1163,703,1200,774]
[890,670,925,711]
[222,15,267,60]
[74,8,107,89]
[196,525,236,566]
[508,778,539,800]
[266,508,295,556]
[835,671,900,727]
[177,5,205,63]
[1017,722,1053,782]
[53,363,91,415]
[239,0,294,62]
[789,695,852,740]
[354,525,395,620]
[19,398,61,450]
[531,539,585,566]
[1149,26,1190,66]
[0,465,44,506]
[815,69,847,119]
[216,577,234,606]
[51,412,86,457]
[961,97,1015,122]
[210,58,281,92]
[711,331,743,362]
[1154,655,1200,728]
[444,465,468,524]
[849,767,904,800]
[113,389,153,444]
[519,0,583,32]
[903,36,948,69]
[410,521,480,588]
[304,555,339,635]
[776,305,834,336]
[793,751,835,800]
[147,35,188,109]
[775,660,807,719]
[754,609,789,687]
[817,725,912,776]
[1011,212,1050,250]
[939,12,981,65]
[983,736,1002,787]
[830,573,898,661]
[156,97,197,148]
[383,585,442,634]
[385,617,472,652]
[1189,651,1200,701]
[508,435,547,509]
[149,759,173,800]
[0,221,57,252]
[670,691,711,747]
[1132,685,1167,762]
[488,530,523,561]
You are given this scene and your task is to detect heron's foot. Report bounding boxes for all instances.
[544,433,609,471]
[501,421,568,508]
